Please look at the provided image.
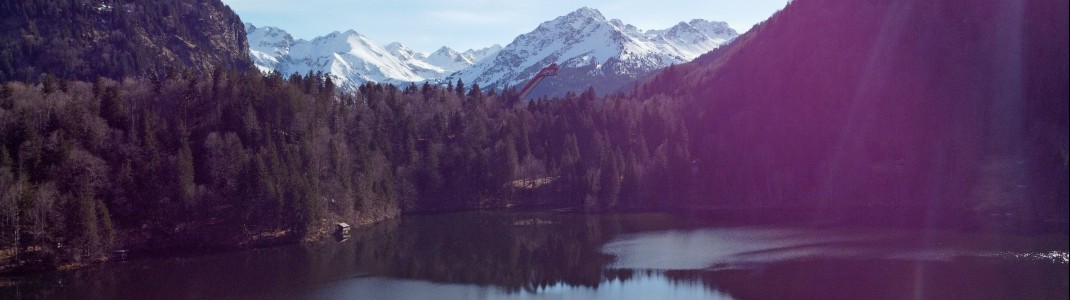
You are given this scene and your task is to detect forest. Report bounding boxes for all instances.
[0,69,693,269]
[0,0,251,82]
[2,0,1065,274]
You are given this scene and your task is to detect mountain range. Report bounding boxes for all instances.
[450,7,737,98]
[246,7,737,95]
[245,23,502,88]
[248,23,502,86]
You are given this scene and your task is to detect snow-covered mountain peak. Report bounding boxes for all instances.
[245,23,298,73]
[245,23,291,39]
[662,21,704,40]
[463,44,503,62]
[449,7,739,98]
[245,24,295,51]
[568,6,606,21]
[246,23,497,89]
[686,19,737,38]
[426,46,475,73]
[431,46,464,59]
[293,30,389,69]
[543,6,611,33]
[386,42,427,60]
[314,29,370,46]
[246,23,429,87]
[609,19,640,33]
[245,8,738,94]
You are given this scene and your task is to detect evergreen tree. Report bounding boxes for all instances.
[455,79,465,98]
[176,122,196,208]
[468,83,483,100]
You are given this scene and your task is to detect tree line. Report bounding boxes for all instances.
[0,69,693,269]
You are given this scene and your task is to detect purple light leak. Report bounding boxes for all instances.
[643,0,1068,229]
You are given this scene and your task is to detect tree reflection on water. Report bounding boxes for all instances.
[2,211,1066,300]
[338,211,668,293]
[327,211,1066,299]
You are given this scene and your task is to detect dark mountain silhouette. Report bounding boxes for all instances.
[639,0,1068,228]
[0,0,253,82]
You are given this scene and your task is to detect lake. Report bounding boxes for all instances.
[2,211,1067,299]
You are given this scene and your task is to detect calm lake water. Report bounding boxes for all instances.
[2,211,1067,299]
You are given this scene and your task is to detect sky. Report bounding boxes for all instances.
[222,0,791,54]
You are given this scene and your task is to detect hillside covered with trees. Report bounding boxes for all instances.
[0,0,252,82]
[0,70,692,270]
[638,0,1068,227]
[2,0,1066,273]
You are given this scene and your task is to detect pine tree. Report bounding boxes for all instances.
[176,122,196,208]
[455,79,465,98]
[468,83,482,99]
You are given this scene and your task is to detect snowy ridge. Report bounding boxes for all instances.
[463,44,503,63]
[246,23,295,74]
[448,7,738,94]
[246,7,735,93]
[245,23,499,89]
[385,42,449,80]
[425,46,475,73]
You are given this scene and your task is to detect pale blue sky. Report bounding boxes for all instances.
[222,0,790,54]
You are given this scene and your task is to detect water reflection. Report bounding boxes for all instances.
[335,212,678,292]
[310,273,733,300]
[604,228,876,270]
[1,211,1066,300]
[605,227,1070,271]
[603,227,964,270]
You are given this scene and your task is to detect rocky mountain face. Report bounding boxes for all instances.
[246,23,501,89]
[0,0,253,81]
[463,44,504,63]
[639,0,1068,228]
[449,7,738,98]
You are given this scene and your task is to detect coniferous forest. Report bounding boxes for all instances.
[0,69,693,268]
[0,0,251,82]
[0,0,1065,278]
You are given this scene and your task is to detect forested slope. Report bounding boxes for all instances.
[0,71,692,270]
[639,0,1068,228]
[0,0,252,82]
[3,0,1066,272]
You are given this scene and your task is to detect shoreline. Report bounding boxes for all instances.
[0,211,399,277]
[3,205,1066,277]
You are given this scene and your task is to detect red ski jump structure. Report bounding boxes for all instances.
[517,63,559,100]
